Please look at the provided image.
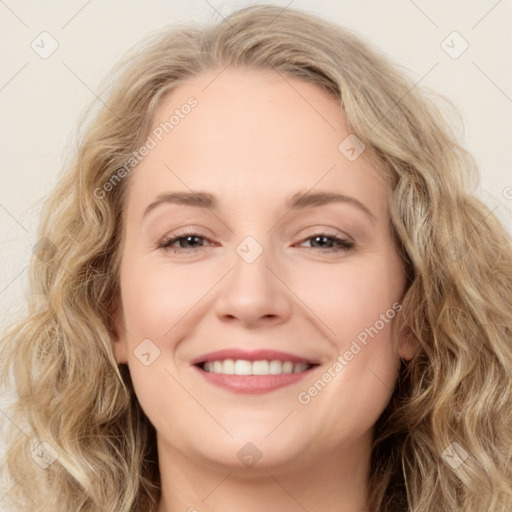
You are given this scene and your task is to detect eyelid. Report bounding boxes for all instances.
[158,229,213,246]
[157,228,354,254]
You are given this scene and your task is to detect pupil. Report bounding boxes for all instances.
[185,236,199,247]
[315,236,329,247]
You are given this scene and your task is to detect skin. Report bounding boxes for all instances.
[112,66,419,512]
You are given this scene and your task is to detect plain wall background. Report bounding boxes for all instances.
[1,0,511,508]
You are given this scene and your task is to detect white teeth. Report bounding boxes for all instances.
[282,361,293,374]
[222,359,235,374]
[269,360,283,374]
[252,360,269,375]
[234,360,252,375]
[202,359,312,375]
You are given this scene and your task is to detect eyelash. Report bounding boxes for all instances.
[157,230,354,254]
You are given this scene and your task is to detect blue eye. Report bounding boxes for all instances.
[157,232,354,254]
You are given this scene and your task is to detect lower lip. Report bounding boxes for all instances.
[194,365,316,394]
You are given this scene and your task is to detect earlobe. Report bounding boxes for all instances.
[399,325,420,361]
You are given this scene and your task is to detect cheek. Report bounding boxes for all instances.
[121,247,404,347]
[293,255,403,345]
[293,254,403,405]
[118,262,195,426]
[120,259,208,338]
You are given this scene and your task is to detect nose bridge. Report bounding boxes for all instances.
[230,233,276,297]
[214,232,291,324]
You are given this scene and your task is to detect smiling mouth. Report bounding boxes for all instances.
[196,359,318,375]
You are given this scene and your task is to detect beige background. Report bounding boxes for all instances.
[1,0,511,508]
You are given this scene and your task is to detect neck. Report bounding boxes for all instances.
[155,431,373,512]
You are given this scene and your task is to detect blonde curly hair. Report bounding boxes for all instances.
[1,4,511,511]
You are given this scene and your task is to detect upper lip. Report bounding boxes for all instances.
[190,348,321,366]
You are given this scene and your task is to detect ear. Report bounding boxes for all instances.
[398,325,420,361]
[111,305,128,364]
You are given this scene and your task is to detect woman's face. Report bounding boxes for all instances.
[113,66,416,472]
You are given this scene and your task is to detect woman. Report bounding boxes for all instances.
[1,5,511,512]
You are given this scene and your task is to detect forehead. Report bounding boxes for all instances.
[124,66,388,218]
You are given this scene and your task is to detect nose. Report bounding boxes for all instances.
[214,239,293,328]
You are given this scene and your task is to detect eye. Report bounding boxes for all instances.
[157,232,211,253]
[157,231,354,254]
[296,232,354,253]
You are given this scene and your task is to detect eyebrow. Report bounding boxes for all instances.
[142,190,376,223]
